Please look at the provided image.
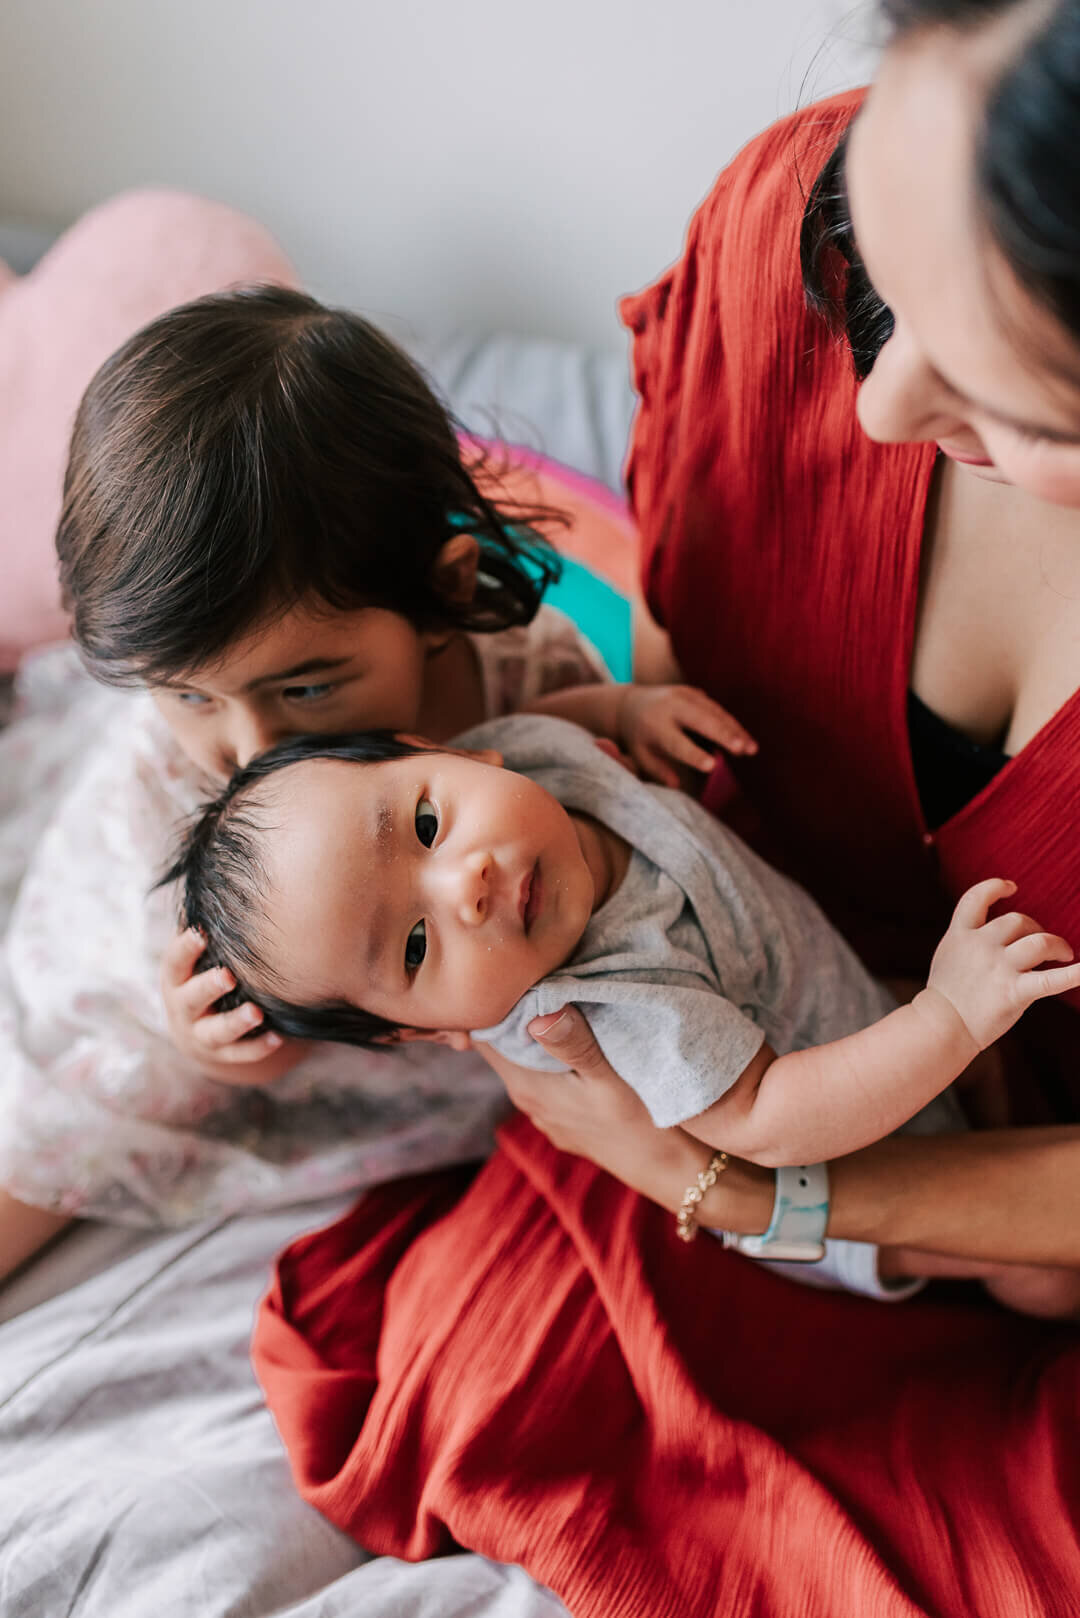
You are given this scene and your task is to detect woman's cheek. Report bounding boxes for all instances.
[988,440,1080,507]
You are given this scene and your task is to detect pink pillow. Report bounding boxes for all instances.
[0,190,298,670]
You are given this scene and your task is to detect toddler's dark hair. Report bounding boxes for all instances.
[161,731,434,1049]
[58,285,562,685]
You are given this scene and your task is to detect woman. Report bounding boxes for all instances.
[486,0,1080,1303]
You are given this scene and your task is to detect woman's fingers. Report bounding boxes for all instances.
[528,1006,613,1078]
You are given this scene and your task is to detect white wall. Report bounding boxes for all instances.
[0,1,876,350]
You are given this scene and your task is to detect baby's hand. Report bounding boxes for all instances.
[927,879,1080,1050]
[617,684,757,788]
[161,928,306,1085]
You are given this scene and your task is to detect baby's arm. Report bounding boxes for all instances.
[525,683,756,788]
[685,879,1080,1165]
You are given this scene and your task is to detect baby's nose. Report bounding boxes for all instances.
[456,851,493,926]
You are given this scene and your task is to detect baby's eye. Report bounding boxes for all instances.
[283,683,336,703]
[414,797,438,848]
[405,920,427,971]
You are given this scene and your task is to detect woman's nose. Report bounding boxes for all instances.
[856,320,964,446]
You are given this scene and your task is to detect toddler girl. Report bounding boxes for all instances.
[0,286,738,1275]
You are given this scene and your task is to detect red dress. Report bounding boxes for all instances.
[621,88,1080,1116]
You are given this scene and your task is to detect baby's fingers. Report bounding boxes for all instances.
[952,877,1017,931]
[1008,931,1075,972]
[195,1001,272,1051]
[1019,959,1080,1003]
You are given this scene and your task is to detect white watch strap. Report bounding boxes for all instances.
[725,1163,829,1263]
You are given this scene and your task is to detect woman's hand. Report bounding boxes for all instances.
[480,1007,774,1226]
[161,928,308,1085]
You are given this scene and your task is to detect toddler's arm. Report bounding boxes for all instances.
[0,1188,70,1286]
[684,879,1080,1165]
[525,682,756,787]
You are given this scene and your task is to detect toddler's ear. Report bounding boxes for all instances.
[431,532,480,607]
[386,1026,474,1053]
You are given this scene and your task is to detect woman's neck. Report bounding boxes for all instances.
[570,812,632,915]
[417,632,485,742]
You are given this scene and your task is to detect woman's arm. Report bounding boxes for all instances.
[480,1009,1080,1269]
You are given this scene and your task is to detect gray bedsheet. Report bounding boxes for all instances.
[0,322,633,1615]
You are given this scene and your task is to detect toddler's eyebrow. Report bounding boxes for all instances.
[244,656,353,692]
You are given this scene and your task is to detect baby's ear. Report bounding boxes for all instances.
[431,532,480,608]
[384,1026,474,1053]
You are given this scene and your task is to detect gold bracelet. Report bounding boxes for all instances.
[676,1150,729,1242]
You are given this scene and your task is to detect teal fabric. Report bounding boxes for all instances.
[452,511,632,683]
[542,553,631,682]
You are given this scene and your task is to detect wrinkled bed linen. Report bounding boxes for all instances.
[0,1190,568,1618]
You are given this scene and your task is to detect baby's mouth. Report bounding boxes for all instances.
[521,860,542,933]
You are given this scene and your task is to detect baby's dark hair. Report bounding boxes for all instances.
[162,731,431,1049]
[58,284,562,685]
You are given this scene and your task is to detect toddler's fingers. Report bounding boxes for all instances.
[202,1028,285,1067]
[658,723,721,775]
[194,1001,268,1050]
[680,691,758,754]
[161,926,207,987]
[176,964,237,1020]
[1021,959,1080,1002]
[1008,932,1074,971]
[635,744,681,789]
[951,877,1017,931]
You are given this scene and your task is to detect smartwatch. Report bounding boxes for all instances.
[721,1162,829,1262]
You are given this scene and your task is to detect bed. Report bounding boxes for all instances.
[0,212,635,1614]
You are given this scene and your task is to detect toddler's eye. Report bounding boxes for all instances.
[405,920,427,971]
[414,797,438,847]
[176,691,211,707]
[283,683,336,703]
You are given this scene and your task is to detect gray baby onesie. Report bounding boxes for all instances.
[463,714,896,1128]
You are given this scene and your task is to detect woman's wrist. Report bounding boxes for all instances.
[665,1129,774,1234]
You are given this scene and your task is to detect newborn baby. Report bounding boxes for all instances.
[168,715,1080,1177]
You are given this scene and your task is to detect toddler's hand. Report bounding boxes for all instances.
[161,928,306,1085]
[617,684,757,788]
[927,879,1080,1050]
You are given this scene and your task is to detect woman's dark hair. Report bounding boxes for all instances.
[58,285,563,685]
[161,731,431,1048]
[801,0,1080,377]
